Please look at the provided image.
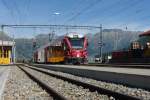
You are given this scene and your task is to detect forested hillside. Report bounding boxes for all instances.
[0,29,142,61]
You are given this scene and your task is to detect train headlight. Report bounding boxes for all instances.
[108,56,112,59]
[147,42,150,46]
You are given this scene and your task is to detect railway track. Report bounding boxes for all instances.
[85,63,150,69]
[17,65,67,100]
[19,64,140,100]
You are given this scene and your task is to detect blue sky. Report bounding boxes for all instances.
[0,0,150,38]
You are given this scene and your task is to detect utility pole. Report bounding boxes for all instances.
[114,31,118,50]
[12,34,15,64]
[99,24,103,63]
[1,25,4,61]
[49,32,54,42]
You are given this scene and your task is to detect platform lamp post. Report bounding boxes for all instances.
[1,25,4,62]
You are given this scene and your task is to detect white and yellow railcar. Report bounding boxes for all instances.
[0,40,15,64]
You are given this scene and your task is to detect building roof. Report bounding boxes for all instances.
[139,30,150,37]
[0,40,15,46]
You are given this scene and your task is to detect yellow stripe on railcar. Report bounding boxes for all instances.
[48,57,64,63]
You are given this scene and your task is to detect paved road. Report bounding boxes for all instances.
[0,66,10,100]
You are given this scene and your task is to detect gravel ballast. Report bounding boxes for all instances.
[1,66,53,100]
[29,65,150,100]
[22,66,111,100]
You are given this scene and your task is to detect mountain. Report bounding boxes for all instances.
[15,38,33,62]
[86,29,142,57]
[0,29,142,61]
[0,31,12,41]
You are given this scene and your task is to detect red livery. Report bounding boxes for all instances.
[62,32,88,64]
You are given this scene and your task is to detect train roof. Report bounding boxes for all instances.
[139,30,150,37]
[66,32,85,38]
[35,40,62,52]
[0,40,15,46]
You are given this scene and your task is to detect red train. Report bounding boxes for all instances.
[34,32,88,64]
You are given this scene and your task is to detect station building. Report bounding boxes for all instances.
[0,40,15,64]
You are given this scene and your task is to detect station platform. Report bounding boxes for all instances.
[38,64,150,76]
[31,64,150,90]
[0,66,10,99]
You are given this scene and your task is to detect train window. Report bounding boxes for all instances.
[0,50,1,58]
[69,38,84,49]
[7,50,9,58]
[4,50,6,58]
[63,43,67,50]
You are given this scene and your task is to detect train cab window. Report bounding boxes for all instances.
[4,50,8,58]
[4,51,6,58]
[0,50,1,58]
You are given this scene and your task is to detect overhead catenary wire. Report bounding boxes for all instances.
[91,0,140,26]
[62,0,86,18]
[91,0,145,31]
[23,0,31,24]
[100,0,141,24]
[11,0,22,24]
[1,24,101,30]
[64,0,103,24]
[1,0,16,23]
[86,0,123,20]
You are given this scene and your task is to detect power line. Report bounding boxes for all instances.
[23,0,31,24]
[101,0,141,23]
[90,0,143,30]
[86,0,123,22]
[1,0,16,22]
[1,0,22,24]
[94,0,140,25]
[85,0,140,25]
[62,0,86,18]
[113,3,149,30]
[1,24,101,30]
[64,0,102,24]
[11,0,22,24]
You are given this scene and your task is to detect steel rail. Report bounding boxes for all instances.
[23,64,140,100]
[17,65,67,100]
[84,63,150,69]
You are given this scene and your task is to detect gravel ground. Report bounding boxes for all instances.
[0,66,10,100]
[22,66,112,100]
[1,66,53,100]
[29,65,150,100]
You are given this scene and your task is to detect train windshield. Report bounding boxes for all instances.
[69,38,84,49]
